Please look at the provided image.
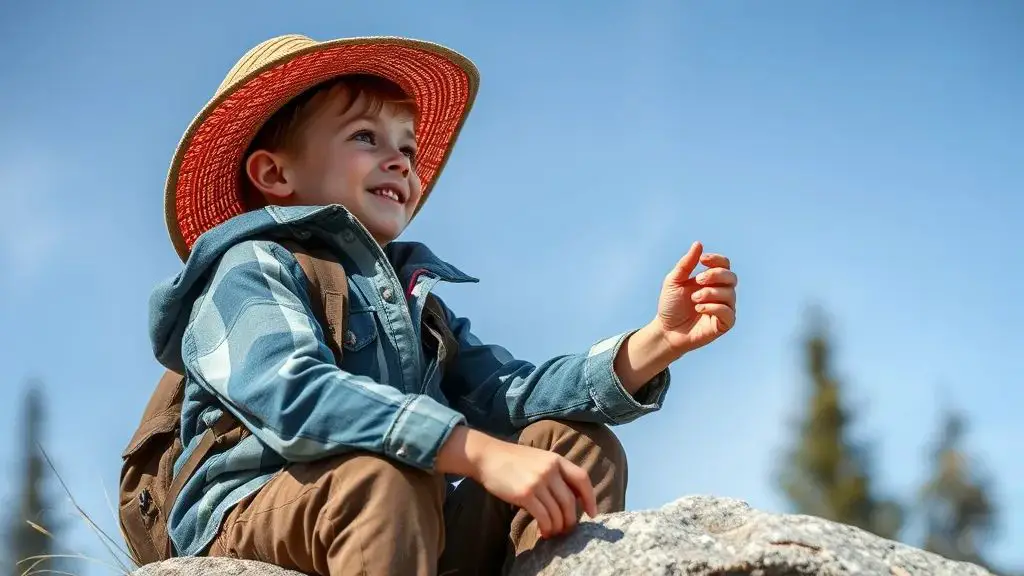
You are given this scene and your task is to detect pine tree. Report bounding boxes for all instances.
[777,307,903,540]
[919,408,999,571]
[4,380,73,576]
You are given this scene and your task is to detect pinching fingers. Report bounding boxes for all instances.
[692,287,736,308]
[695,303,736,331]
[667,242,704,285]
[696,267,737,287]
[700,253,730,270]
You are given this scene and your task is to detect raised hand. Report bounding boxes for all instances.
[656,241,737,354]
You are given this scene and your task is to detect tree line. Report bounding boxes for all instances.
[779,306,1018,575]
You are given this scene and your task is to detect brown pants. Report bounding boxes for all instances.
[206,420,627,576]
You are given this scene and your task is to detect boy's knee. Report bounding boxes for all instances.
[517,419,628,516]
[519,419,627,468]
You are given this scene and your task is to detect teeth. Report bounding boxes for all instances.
[371,188,401,202]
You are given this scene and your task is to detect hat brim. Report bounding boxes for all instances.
[164,36,479,261]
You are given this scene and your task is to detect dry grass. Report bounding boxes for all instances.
[13,444,139,576]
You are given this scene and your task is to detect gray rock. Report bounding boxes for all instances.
[130,495,994,576]
[510,495,994,576]
[133,556,306,576]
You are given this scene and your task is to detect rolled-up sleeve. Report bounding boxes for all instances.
[583,331,671,423]
[438,297,671,437]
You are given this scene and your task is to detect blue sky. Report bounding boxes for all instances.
[1,1,1021,573]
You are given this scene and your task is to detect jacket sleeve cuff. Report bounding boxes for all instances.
[383,395,467,469]
[584,331,671,424]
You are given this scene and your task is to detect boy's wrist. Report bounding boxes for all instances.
[435,425,495,478]
[640,319,685,361]
[615,321,681,395]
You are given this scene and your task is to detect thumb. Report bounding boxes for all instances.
[667,242,703,286]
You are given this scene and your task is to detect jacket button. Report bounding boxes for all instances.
[345,330,357,346]
[381,286,395,302]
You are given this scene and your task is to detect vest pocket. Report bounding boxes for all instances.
[120,490,162,564]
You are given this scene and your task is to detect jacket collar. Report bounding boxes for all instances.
[186,204,478,285]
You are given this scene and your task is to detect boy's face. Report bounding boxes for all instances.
[247,86,421,245]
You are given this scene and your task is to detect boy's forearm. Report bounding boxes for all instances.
[436,323,675,474]
[438,295,671,431]
[614,321,680,395]
[435,425,494,478]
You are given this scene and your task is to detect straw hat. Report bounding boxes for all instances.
[164,34,480,261]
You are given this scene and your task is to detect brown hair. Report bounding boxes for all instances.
[240,74,416,208]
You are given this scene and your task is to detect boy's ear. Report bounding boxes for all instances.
[244,149,296,201]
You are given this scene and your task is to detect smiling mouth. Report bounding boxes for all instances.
[367,186,405,204]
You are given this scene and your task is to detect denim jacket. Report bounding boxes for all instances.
[147,204,671,557]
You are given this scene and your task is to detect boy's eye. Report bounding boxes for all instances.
[351,129,415,163]
[352,130,376,144]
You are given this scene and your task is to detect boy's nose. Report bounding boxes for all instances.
[382,151,411,177]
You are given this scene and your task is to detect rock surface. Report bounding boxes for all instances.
[512,495,993,576]
[132,495,993,575]
[134,556,307,576]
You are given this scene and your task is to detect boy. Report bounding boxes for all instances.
[147,34,737,576]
